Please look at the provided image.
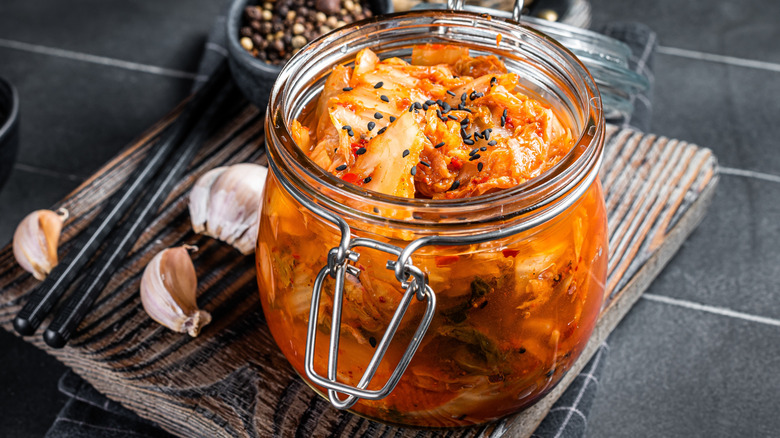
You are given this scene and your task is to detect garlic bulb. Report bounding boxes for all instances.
[189,163,268,255]
[13,208,69,280]
[140,245,211,337]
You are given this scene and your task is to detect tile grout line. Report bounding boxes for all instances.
[642,293,780,328]
[658,45,780,73]
[719,166,780,184]
[13,163,86,182]
[0,38,203,80]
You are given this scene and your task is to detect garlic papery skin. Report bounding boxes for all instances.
[188,163,268,255]
[140,246,211,337]
[13,208,69,280]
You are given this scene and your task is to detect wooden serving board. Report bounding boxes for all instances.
[0,99,718,438]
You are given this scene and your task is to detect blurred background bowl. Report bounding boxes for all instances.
[226,0,393,111]
[0,77,19,192]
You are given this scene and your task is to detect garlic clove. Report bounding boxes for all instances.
[188,163,268,255]
[189,166,227,235]
[140,245,211,337]
[13,208,69,280]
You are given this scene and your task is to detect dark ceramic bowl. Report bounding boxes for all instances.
[0,77,19,191]
[226,0,392,110]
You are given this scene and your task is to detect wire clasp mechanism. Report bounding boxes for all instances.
[304,234,436,410]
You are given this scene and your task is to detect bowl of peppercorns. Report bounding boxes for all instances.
[227,0,391,110]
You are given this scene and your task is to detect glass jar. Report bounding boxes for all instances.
[257,10,607,428]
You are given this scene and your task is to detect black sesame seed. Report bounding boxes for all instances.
[475,92,484,98]
[449,180,460,191]
[469,154,480,161]
[546,370,554,378]
[502,108,508,118]
[374,112,383,119]
[373,207,380,213]
[343,86,353,91]
[462,107,472,113]
[469,91,477,101]
[436,109,442,117]
[434,141,445,148]
[367,121,376,131]
[420,160,430,167]
[460,118,469,126]
[402,149,410,158]
[411,166,417,176]
[436,99,445,107]
[460,93,467,102]
[474,132,482,140]
[347,129,354,137]
[448,114,458,121]
[413,102,422,109]
[369,336,377,347]
[469,148,478,156]
[446,90,456,96]
[336,164,348,171]
[460,128,468,138]
[363,176,372,184]
[342,125,352,130]
[356,147,367,155]
[374,81,384,89]
[464,139,475,145]
[377,127,387,134]
[484,129,491,140]
[389,116,396,122]
[488,140,497,146]
[380,94,389,102]
[408,105,414,112]
[490,76,497,86]
[500,116,506,127]
[422,103,429,110]
[441,102,451,112]
[478,162,484,172]
[425,100,435,106]
[480,146,487,151]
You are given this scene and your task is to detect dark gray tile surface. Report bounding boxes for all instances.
[0,0,228,72]
[651,54,780,174]
[590,0,780,62]
[589,300,780,437]
[646,176,780,319]
[0,328,69,437]
[0,47,192,177]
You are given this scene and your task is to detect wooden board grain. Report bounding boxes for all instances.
[0,102,718,438]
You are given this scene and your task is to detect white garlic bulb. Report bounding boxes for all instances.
[189,163,268,255]
[13,208,69,280]
[140,245,211,337]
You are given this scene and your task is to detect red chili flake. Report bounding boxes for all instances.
[341,172,362,185]
[350,138,368,156]
[435,255,460,267]
[505,116,515,130]
[449,156,463,171]
[502,249,520,258]
[292,253,301,260]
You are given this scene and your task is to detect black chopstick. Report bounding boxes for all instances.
[12,61,231,337]
[42,73,239,348]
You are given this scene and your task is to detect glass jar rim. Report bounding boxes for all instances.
[266,10,604,228]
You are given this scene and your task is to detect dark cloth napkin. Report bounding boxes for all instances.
[45,17,656,438]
